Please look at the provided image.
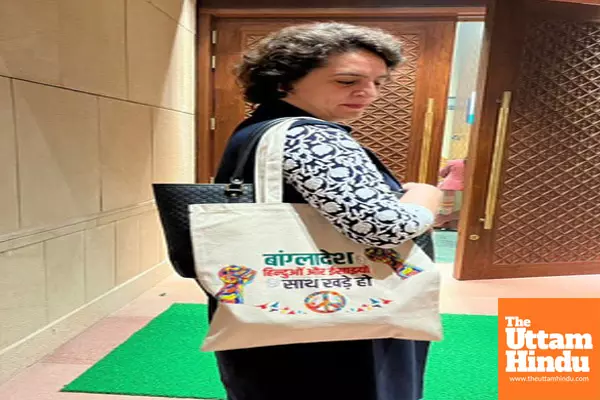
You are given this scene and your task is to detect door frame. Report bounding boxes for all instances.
[195,7,486,183]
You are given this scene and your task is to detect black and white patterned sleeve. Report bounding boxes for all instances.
[282,124,434,248]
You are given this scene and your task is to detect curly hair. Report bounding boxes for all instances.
[236,22,404,105]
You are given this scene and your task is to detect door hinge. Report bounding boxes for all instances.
[211,55,216,69]
[211,30,217,45]
[210,117,216,130]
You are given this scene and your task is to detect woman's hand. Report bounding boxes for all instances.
[398,182,443,216]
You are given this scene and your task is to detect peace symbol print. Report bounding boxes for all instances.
[304,291,347,314]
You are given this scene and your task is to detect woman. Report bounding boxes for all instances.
[213,22,442,400]
[435,159,466,231]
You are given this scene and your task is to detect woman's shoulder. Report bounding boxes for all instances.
[284,121,361,150]
[287,118,352,134]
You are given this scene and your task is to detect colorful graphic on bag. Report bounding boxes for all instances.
[304,291,347,314]
[256,302,307,315]
[218,248,418,312]
[348,298,393,313]
[255,297,394,315]
[364,248,423,279]
[215,265,257,304]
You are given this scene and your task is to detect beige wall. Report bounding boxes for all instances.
[0,0,196,378]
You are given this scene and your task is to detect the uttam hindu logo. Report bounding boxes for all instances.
[498,298,600,400]
[504,315,592,373]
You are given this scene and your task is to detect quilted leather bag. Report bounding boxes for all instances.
[152,118,287,278]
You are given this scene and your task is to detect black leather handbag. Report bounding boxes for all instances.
[153,119,286,278]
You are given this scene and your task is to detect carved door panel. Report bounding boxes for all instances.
[212,18,455,184]
[457,0,600,279]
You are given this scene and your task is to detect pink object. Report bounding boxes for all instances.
[438,159,465,191]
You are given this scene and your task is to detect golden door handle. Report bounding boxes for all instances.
[418,98,435,183]
[483,91,512,230]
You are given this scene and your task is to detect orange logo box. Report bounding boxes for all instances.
[498,298,600,400]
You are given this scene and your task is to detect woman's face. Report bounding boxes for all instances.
[283,50,390,122]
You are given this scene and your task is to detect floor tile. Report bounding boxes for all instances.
[43,317,153,364]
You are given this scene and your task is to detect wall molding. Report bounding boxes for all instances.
[0,261,173,384]
[0,74,195,117]
[0,201,157,253]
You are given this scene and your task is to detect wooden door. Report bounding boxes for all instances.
[457,0,600,280]
[211,18,456,185]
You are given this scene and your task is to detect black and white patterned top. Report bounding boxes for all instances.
[282,123,434,248]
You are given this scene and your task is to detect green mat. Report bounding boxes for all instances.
[63,304,498,399]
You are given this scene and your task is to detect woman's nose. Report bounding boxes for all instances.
[355,83,379,98]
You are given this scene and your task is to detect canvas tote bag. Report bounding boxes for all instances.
[189,117,442,352]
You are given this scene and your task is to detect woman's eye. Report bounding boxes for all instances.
[336,81,356,85]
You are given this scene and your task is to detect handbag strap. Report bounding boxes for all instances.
[229,117,291,185]
[254,117,325,203]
